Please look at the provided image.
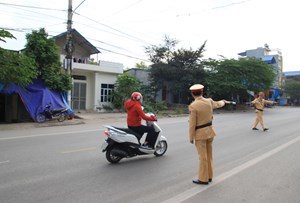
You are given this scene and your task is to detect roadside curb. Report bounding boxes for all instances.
[0,109,253,131]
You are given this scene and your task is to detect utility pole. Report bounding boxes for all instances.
[65,0,73,64]
[64,0,85,106]
[65,0,73,106]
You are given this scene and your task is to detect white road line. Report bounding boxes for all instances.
[162,135,300,203]
[0,160,10,164]
[0,129,102,141]
[60,147,97,154]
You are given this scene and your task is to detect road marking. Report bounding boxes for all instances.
[60,147,97,154]
[0,160,10,164]
[162,135,300,203]
[0,129,102,141]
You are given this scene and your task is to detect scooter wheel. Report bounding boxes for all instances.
[154,140,167,157]
[106,147,122,163]
[36,113,46,123]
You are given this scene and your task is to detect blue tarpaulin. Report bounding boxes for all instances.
[0,80,74,121]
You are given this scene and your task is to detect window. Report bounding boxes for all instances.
[101,84,114,102]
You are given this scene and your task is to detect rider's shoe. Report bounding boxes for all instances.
[141,144,153,150]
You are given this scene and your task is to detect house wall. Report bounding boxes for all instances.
[127,68,150,85]
[94,72,119,109]
[242,47,283,88]
[55,31,124,111]
[71,69,122,111]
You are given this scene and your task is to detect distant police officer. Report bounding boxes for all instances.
[251,91,277,131]
[188,84,228,185]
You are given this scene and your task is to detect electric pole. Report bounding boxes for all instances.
[65,0,73,106]
[65,0,73,71]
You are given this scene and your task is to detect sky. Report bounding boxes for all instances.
[0,0,299,72]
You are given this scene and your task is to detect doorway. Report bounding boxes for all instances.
[72,82,86,110]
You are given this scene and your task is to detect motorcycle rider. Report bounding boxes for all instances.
[124,92,157,149]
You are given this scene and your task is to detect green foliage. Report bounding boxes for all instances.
[0,29,16,43]
[145,35,178,64]
[284,81,300,100]
[205,57,275,100]
[23,28,72,92]
[146,37,207,104]
[111,73,142,110]
[135,61,149,70]
[143,101,168,114]
[0,30,37,87]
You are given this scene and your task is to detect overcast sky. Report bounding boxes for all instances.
[0,0,299,72]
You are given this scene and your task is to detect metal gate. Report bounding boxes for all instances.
[72,82,86,110]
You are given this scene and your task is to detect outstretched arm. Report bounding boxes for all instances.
[211,99,226,109]
[264,100,277,105]
[136,106,156,121]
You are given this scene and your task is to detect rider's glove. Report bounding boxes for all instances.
[150,115,157,121]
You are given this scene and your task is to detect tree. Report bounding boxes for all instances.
[0,29,15,42]
[205,57,275,101]
[146,36,207,104]
[145,35,178,64]
[0,29,37,87]
[23,28,71,92]
[135,61,149,70]
[284,81,300,105]
[111,73,142,110]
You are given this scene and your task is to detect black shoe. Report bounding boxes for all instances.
[263,128,269,131]
[192,179,209,185]
[209,178,212,182]
[252,128,259,130]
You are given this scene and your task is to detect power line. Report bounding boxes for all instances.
[74,12,153,46]
[0,2,153,63]
[0,1,153,46]
[0,3,66,22]
[100,0,144,21]
[1,1,155,47]
[1,25,150,64]
[0,27,32,32]
[88,37,131,52]
[176,0,252,17]
[0,2,66,11]
[96,46,150,63]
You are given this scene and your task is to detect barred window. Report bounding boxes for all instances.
[100,84,114,102]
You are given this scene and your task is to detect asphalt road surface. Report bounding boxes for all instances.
[0,107,299,203]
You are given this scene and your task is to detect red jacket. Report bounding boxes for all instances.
[124,99,154,126]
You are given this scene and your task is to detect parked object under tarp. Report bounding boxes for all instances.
[0,80,74,122]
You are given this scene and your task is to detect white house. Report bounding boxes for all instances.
[54,29,123,111]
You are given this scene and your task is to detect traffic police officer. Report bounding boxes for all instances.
[251,91,277,131]
[188,84,228,185]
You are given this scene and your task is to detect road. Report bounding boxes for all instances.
[0,107,299,203]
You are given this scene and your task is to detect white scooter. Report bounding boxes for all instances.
[101,113,168,163]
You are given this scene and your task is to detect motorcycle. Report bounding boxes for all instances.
[36,104,68,123]
[101,113,168,163]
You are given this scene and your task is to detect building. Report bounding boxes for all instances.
[53,29,123,111]
[281,71,300,105]
[126,68,185,104]
[238,44,283,89]
[283,71,300,83]
[126,68,151,86]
